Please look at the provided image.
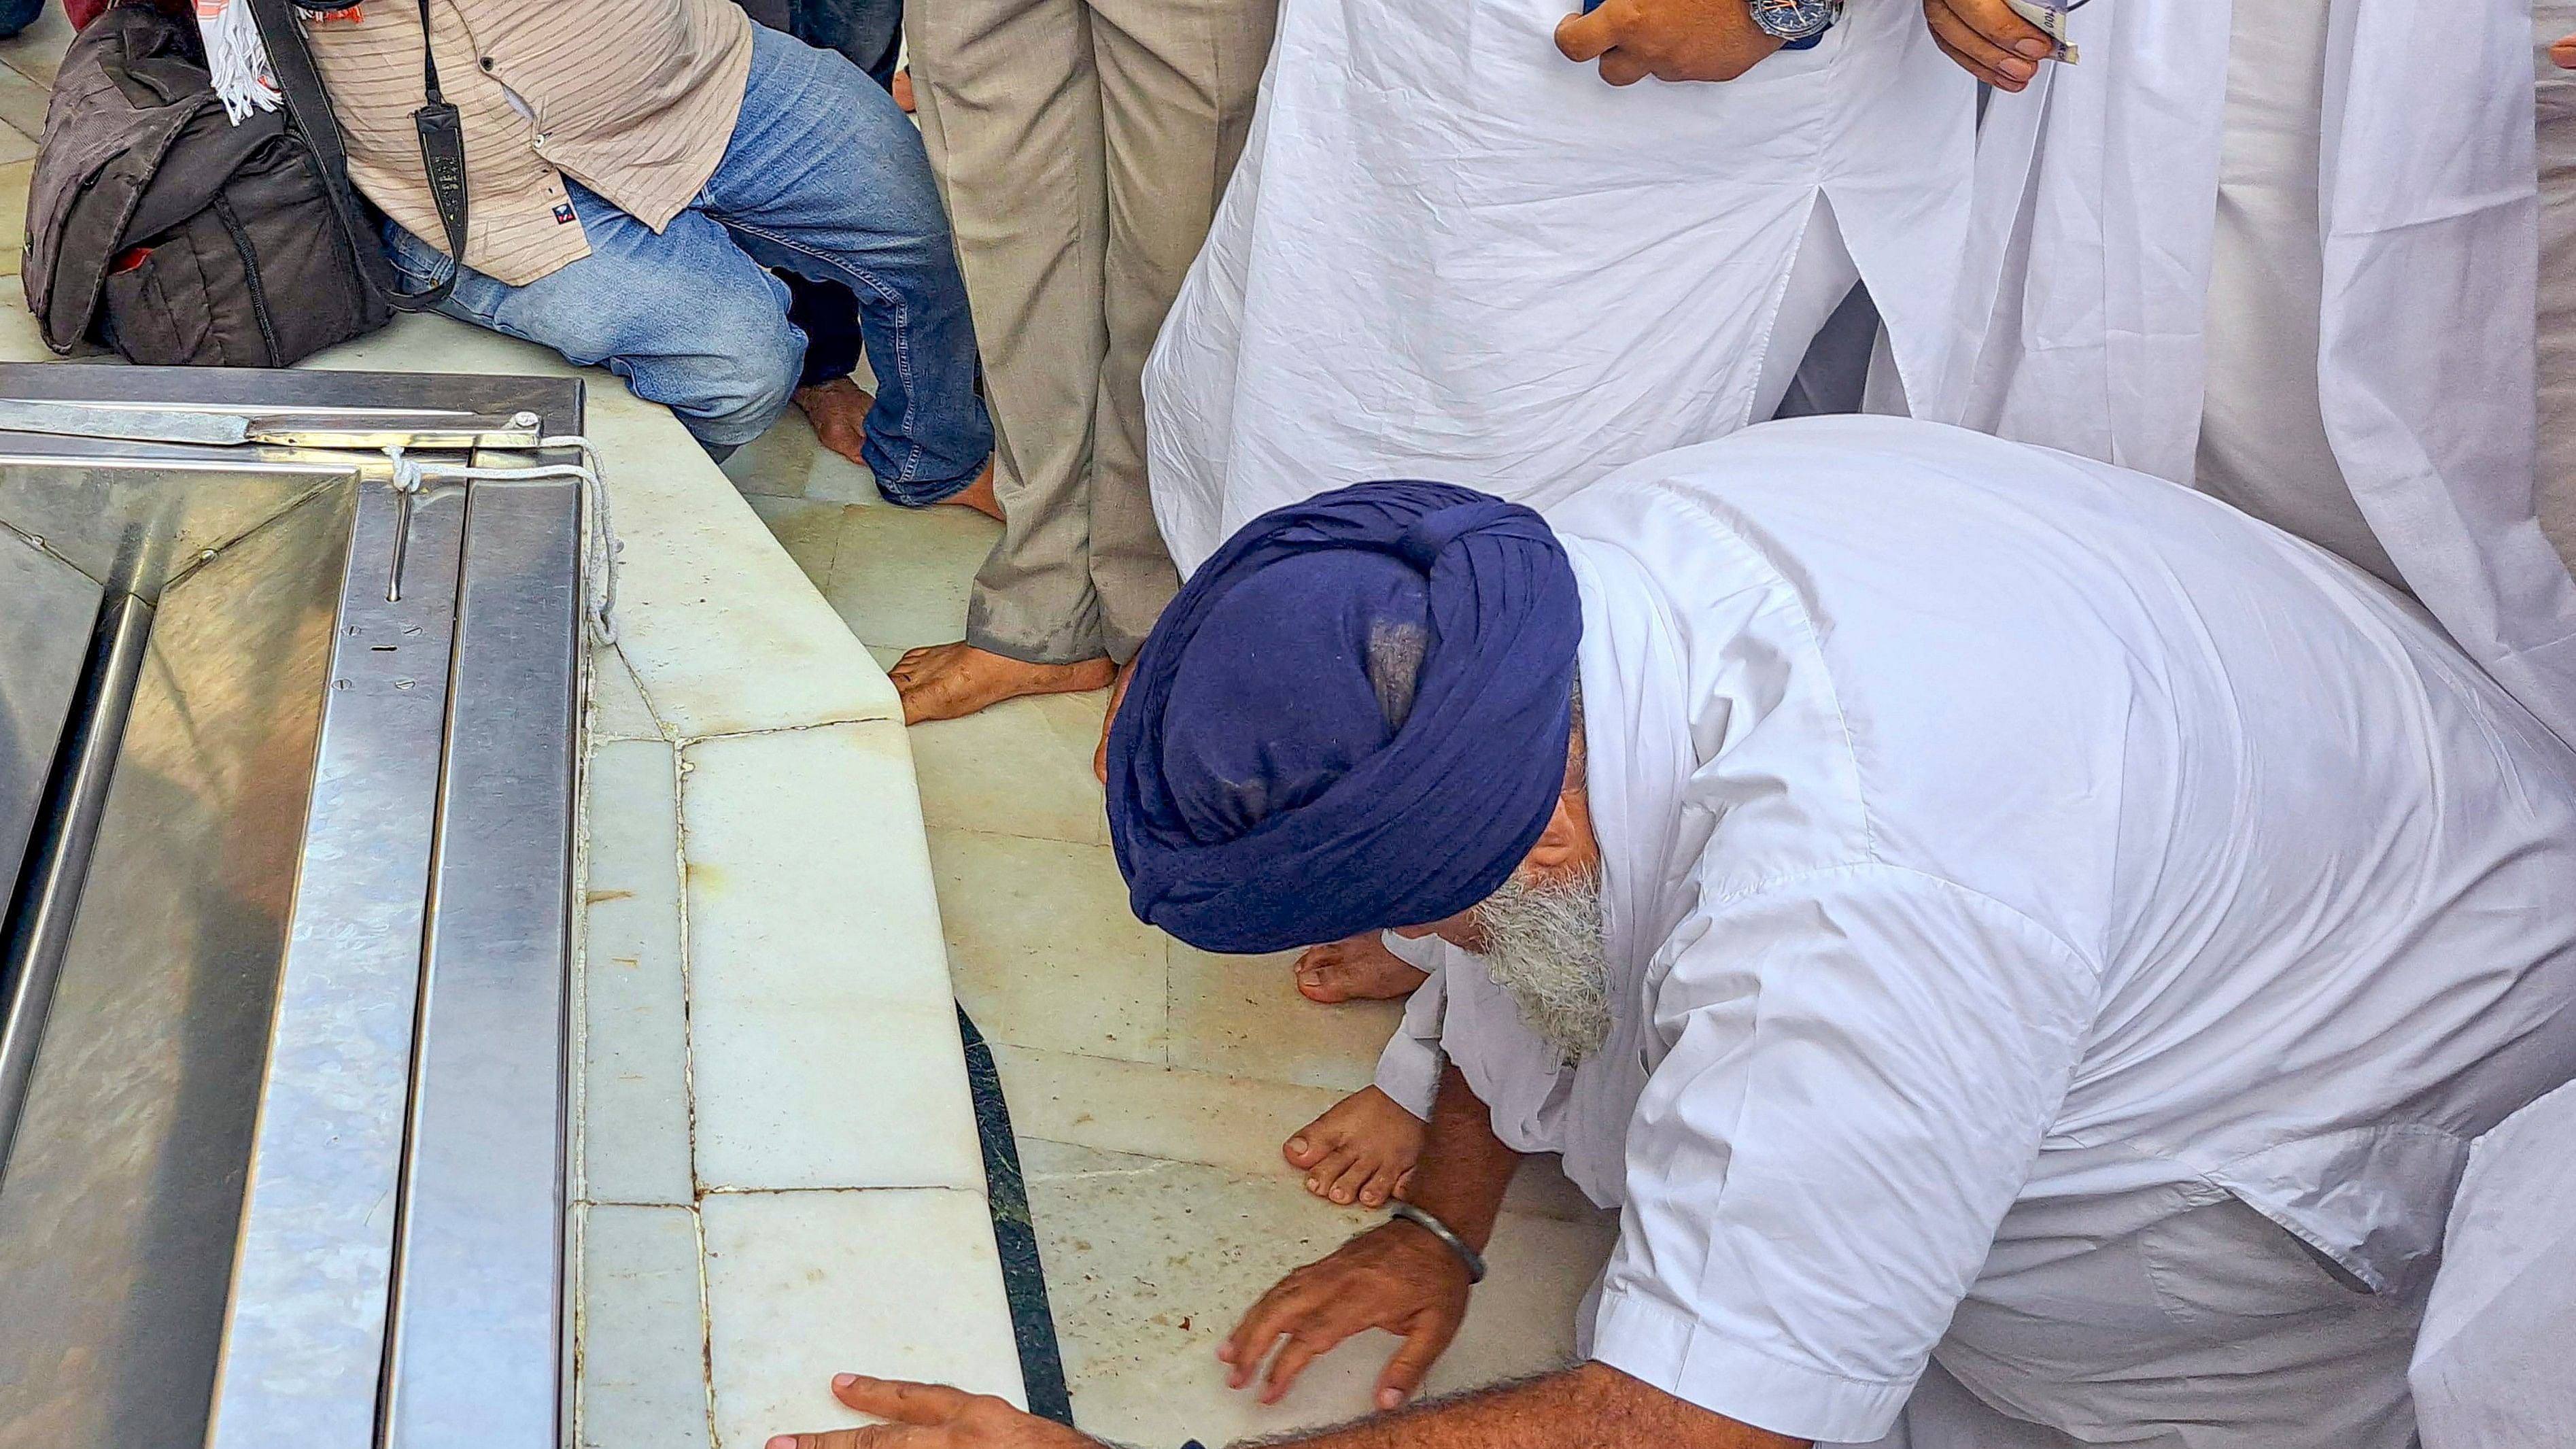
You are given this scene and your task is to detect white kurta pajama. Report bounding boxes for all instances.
[1375,418,2576,1445]
[1140,0,1974,577]
[1924,0,2576,746]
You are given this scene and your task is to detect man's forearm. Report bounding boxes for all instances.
[1257,1362,1808,1449]
[1403,1063,1521,1252]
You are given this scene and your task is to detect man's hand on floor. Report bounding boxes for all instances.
[1921,0,2050,90]
[1554,0,1785,84]
[767,1376,1099,1449]
[1222,1221,1473,1410]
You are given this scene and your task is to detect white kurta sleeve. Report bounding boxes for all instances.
[1589,864,2096,1444]
[1372,934,1449,1119]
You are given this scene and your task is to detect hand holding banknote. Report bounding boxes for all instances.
[1921,0,2057,91]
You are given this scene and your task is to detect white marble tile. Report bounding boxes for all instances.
[702,1187,1027,1449]
[1018,1141,1616,1446]
[906,689,1110,845]
[591,642,666,743]
[305,310,580,377]
[927,830,1167,1065]
[578,1204,715,1449]
[0,161,27,272]
[720,413,817,499]
[0,119,31,167]
[591,386,904,736]
[719,401,886,505]
[821,502,998,651]
[581,739,695,1206]
[316,315,901,735]
[0,7,73,86]
[682,724,983,1192]
[0,289,41,362]
[0,63,46,141]
[1165,944,1406,1095]
[990,1043,1344,1182]
[746,496,846,588]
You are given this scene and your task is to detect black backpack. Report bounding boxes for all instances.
[21,0,462,367]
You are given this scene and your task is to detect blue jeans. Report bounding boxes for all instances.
[386,25,991,503]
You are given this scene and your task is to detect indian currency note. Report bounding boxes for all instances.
[2002,0,2078,63]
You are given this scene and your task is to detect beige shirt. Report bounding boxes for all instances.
[308,0,755,286]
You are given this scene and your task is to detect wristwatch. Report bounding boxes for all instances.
[1748,0,1842,45]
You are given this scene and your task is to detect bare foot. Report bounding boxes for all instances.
[793,376,874,469]
[891,642,1116,725]
[1093,654,1139,783]
[1285,1086,1424,1206]
[891,68,916,112]
[793,377,1002,521]
[947,458,1004,522]
[1295,932,1429,1005]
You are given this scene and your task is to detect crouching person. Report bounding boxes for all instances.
[307,0,994,505]
[774,417,2576,1447]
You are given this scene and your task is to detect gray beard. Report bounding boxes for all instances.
[1472,868,1611,1064]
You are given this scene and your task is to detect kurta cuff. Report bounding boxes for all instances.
[1589,1284,1914,1444]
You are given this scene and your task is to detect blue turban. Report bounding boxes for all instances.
[1106,481,1582,954]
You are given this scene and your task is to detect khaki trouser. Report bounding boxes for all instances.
[908,0,1276,664]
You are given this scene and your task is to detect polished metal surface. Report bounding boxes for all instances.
[0,592,149,1180]
[0,528,97,921]
[0,362,583,1449]
[0,398,263,445]
[0,484,357,1449]
[384,478,582,1449]
[204,481,466,1449]
[0,362,575,600]
[0,398,549,451]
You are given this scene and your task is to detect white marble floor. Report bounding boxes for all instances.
[724,430,1621,1446]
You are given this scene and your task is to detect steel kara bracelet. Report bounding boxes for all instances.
[1388,1201,1488,1285]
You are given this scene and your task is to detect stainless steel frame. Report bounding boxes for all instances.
[0,364,585,1449]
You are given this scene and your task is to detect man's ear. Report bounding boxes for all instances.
[1520,789,1589,876]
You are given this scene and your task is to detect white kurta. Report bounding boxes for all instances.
[1141,0,1973,577]
[1379,417,2576,1444]
[1923,0,2576,747]
[2408,1078,2576,1449]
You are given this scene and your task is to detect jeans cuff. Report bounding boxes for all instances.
[873,466,978,508]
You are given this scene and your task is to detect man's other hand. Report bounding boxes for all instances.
[2554,33,2576,69]
[1221,1221,1473,1411]
[1554,0,1786,86]
[1921,0,2050,90]
[766,1376,1098,1449]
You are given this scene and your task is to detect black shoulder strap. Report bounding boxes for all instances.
[245,0,466,312]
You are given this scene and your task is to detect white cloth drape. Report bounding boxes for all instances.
[1141,0,1973,578]
[1927,0,2576,746]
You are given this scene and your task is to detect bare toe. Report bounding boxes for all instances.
[1296,934,1428,1004]
[1283,1130,1329,1170]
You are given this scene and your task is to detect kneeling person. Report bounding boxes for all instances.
[780,417,2576,1447]
[309,0,994,505]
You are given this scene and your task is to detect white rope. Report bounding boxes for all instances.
[380,437,622,645]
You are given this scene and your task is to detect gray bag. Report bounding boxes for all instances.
[22,3,390,366]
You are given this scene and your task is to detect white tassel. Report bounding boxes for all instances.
[196,0,283,124]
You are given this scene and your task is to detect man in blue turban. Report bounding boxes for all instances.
[772,418,2576,1449]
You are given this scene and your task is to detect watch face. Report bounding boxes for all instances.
[1752,0,1837,37]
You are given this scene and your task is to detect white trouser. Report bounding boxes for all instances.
[1834,1188,2424,1449]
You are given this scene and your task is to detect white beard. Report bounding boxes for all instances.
[1472,868,1611,1064]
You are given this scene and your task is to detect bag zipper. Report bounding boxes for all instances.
[210,193,284,364]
